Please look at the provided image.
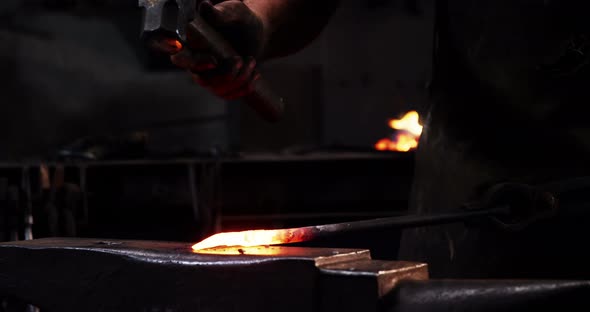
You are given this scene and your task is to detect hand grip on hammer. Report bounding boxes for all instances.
[185,15,285,122]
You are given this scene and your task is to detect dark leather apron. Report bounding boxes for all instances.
[398,0,590,278]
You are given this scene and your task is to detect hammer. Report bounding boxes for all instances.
[139,0,285,122]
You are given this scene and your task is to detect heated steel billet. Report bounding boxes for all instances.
[0,238,427,312]
[193,182,560,250]
[382,279,590,312]
[192,206,511,250]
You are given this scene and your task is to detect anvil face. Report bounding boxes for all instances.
[2,237,368,263]
[0,238,427,312]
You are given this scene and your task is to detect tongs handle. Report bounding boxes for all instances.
[185,14,285,122]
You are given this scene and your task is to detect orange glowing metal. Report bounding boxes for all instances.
[192,206,511,252]
[193,246,284,256]
[150,38,184,54]
[167,39,183,51]
[192,228,314,251]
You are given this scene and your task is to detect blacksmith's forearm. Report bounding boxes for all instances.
[244,0,341,59]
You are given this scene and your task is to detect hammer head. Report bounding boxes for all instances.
[139,0,196,52]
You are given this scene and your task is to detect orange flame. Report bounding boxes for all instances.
[192,227,314,251]
[389,111,423,136]
[375,110,422,152]
[375,132,419,152]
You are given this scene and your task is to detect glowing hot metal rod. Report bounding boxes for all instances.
[194,182,561,251]
[193,206,511,251]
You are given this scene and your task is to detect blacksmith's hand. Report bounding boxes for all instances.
[171,0,265,100]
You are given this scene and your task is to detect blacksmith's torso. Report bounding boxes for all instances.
[399,0,590,278]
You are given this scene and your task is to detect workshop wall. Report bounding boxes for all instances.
[252,0,435,150]
[0,1,229,159]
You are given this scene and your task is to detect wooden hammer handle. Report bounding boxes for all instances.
[186,15,285,122]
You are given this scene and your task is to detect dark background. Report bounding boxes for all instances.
[0,0,434,157]
[0,0,434,262]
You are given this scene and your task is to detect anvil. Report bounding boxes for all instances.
[1,238,590,312]
[0,238,427,311]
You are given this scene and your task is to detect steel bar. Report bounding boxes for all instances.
[306,205,509,235]
[193,205,511,250]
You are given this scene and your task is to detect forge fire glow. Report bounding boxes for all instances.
[375,110,423,152]
[192,228,315,251]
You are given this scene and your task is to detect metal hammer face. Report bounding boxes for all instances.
[139,0,286,122]
[139,0,196,51]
